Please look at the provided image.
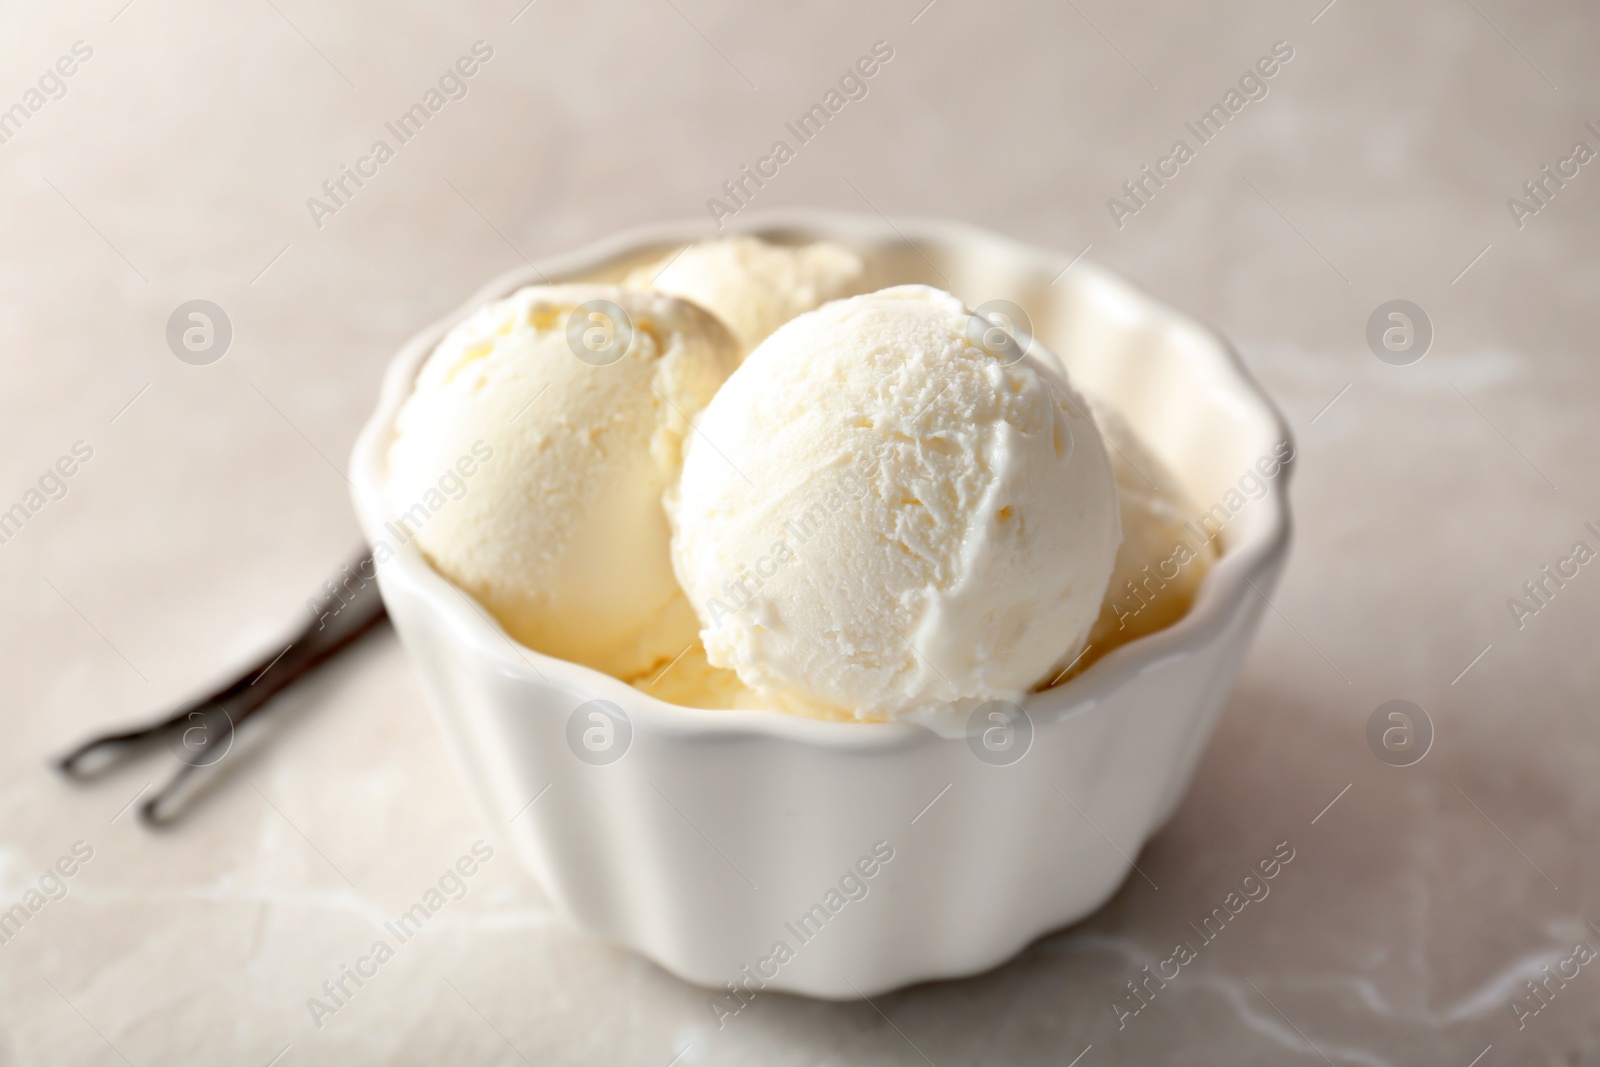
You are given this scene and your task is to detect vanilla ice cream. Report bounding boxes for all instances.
[629,642,765,712]
[627,235,865,357]
[387,284,738,678]
[667,285,1121,721]
[1075,399,1218,670]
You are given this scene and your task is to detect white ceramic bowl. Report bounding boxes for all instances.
[349,210,1293,1000]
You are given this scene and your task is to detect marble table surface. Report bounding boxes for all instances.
[2,0,1597,1063]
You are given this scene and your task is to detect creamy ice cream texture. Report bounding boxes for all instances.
[667,285,1122,721]
[626,235,865,358]
[386,283,738,679]
[1077,399,1218,674]
[385,238,1215,721]
[637,395,1217,708]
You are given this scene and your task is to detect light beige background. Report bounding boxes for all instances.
[2,0,1597,1063]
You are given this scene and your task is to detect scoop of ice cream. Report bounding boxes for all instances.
[387,284,738,678]
[1077,398,1218,667]
[667,285,1121,721]
[627,235,865,357]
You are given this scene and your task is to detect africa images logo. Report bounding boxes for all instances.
[1106,41,1295,229]
[305,41,495,229]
